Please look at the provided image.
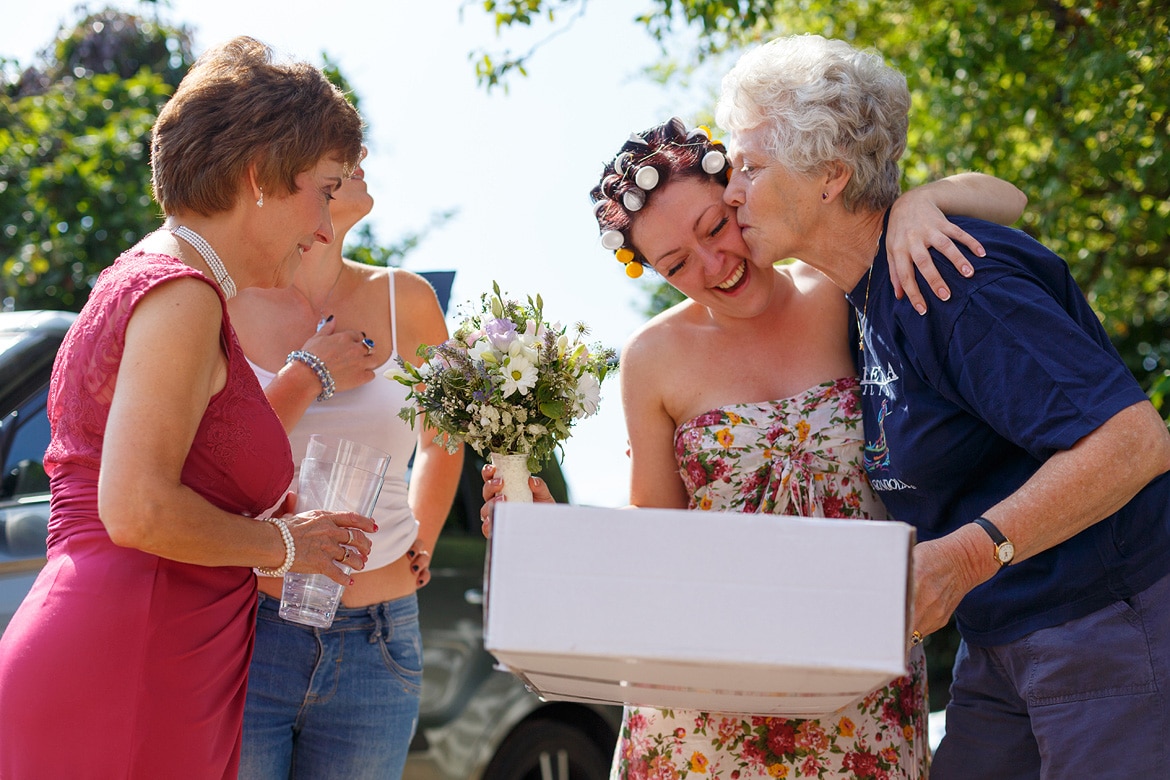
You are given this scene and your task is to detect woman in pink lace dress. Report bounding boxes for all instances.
[484,118,1026,778]
[0,37,373,778]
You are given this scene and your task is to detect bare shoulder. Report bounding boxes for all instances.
[379,268,449,359]
[390,268,445,321]
[784,260,830,290]
[393,268,444,307]
[348,264,443,318]
[785,261,848,308]
[138,273,223,323]
[622,299,699,372]
[126,275,224,362]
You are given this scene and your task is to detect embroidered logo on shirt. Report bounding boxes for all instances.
[864,399,892,471]
[860,362,899,398]
[859,363,916,491]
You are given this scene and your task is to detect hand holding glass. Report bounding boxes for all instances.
[279,435,390,628]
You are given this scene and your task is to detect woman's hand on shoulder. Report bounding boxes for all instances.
[886,190,982,314]
[888,173,1027,314]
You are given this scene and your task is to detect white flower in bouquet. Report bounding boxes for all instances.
[386,281,617,471]
[574,372,602,418]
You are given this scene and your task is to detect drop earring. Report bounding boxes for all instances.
[257,189,264,208]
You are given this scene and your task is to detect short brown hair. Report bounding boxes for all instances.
[151,36,364,216]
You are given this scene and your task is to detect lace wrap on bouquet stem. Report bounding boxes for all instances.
[490,453,533,504]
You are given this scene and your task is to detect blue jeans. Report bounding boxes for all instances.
[239,592,423,779]
[932,570,1170,779]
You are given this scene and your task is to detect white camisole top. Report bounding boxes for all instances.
[248,268,420,571]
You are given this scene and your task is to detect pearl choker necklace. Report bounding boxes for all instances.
[168,224,237,299]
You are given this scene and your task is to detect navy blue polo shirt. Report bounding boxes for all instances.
[848,215,1170,646]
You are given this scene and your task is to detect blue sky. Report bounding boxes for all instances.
[4,0,716,506]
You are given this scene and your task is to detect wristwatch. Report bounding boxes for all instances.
[973,516,1015,566]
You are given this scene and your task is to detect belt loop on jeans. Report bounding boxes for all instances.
[367,604,384,644]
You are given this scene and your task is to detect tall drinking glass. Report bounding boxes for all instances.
[278,435,390,628]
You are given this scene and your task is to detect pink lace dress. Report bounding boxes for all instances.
[613,377,929,780]
[0,251,293,778]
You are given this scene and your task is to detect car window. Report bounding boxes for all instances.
[1,384,51,501]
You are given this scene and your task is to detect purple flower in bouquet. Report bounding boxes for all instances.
[386,281,617,472]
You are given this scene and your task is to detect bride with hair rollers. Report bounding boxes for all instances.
[483,115,1027,778]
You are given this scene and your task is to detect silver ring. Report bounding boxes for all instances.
[346,528,354,544]
[361,336,375,355]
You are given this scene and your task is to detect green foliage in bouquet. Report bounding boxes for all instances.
[388,281,617,472]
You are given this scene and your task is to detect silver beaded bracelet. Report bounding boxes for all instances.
[287,349,335,401]
[254,516,296,577]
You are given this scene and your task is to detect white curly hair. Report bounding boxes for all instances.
[716,34,911,213]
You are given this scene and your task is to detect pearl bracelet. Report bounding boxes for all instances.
[254,516,296,577]
[286,349,335,402]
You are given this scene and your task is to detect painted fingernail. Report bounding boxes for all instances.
[963,264,974,275]
[411,564,419,573]
[915,303,926,315]
[937,288,950,301]
[407,549,416,558]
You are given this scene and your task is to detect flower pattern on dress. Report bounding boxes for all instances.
[612,377,928,780]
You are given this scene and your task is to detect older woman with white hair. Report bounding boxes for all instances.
[717,33,1170,779]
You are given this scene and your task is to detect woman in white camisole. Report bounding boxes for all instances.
[229,149,463,779]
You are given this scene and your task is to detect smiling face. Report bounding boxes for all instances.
[627,176,775,318]
[256,155,347,287]
[724,124,824,271]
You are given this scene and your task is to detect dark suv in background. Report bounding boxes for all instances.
[0,310,73,632]
[0,308,619,779]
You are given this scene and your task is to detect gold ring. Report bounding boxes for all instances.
[910,630,923,645]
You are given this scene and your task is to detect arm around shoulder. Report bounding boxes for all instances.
[888,173,1029,311]
[913,172,1027,226]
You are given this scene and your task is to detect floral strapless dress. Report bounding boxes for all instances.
[612,377,929,780]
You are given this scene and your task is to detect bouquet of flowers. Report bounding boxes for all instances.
[386,282,616,472]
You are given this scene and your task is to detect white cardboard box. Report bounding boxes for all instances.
[484,502,914,717]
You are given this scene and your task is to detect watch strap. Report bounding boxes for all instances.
[972,516,1007,545]
[973,516,1014,566]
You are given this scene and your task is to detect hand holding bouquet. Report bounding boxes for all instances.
[386,282,616,475]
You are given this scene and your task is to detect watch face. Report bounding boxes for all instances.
[997,542,1016,564]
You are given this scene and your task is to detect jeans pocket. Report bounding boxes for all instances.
[379,616,423,693]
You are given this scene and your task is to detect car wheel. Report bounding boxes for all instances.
[482,719,611,780]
